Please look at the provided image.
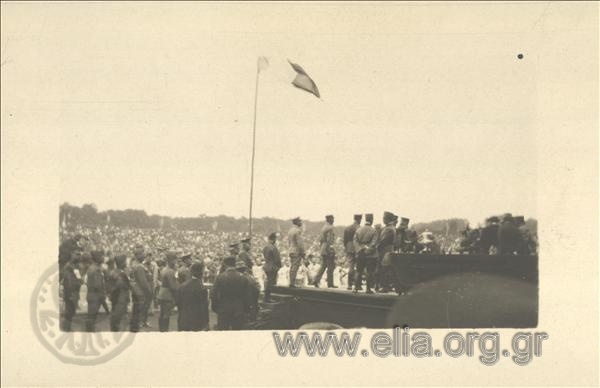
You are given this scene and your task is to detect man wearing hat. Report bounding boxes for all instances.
[176,262,209,331]
[343,214,362,290]
[262,232,282,302]
[61,253,82,332]
[211,256,252,330]
[287,217,306,288]
[238,238,254,272]
[157,251,179,332]
[376,212,397,293]
[85,250,106,332]
[108,255,131,331]
[313,215,337,288]
[353,213,378,293]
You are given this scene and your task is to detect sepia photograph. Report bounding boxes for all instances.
[2,1,598,386]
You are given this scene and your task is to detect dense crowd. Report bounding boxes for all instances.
[58,211,537,332]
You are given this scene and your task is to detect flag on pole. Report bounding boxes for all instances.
[288,60,320,98]
[258,56,269,72]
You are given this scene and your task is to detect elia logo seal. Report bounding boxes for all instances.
[31,264,135,365]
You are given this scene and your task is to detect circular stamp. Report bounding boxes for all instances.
[31,264,135,365]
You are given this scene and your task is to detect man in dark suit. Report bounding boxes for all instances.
[85,250,106,332]
[211,256,251,330]
[262,232,282,302]
[238,238,254,272]
[176,262,209,331]
[343,214,362,290]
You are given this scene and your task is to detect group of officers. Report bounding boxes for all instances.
[59,211,534,332]
[60,242,261,332]
[273,211,410,296]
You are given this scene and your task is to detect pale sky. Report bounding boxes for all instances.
[3,2,548,225]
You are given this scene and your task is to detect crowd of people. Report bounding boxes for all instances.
[58,211,537,332]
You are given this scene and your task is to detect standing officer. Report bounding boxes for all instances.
[86,250,106,332]
[343,214,362,290]
[376,212,398,293]
[313,215,337,288]
[61,254,82,332]
[262,232,282,302]
[353,213,378,293]
[211,256,251,330]
[129,246,153,332]
[108,255,130,332]
[176,262,209,331]
[238,238,254,272]
[287,217,306,288]
[157,252,179,332]
[395,217,410,253]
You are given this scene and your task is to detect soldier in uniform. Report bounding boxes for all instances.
[287,217,306,288]
[238,238,254,273]
[262,232,282,302]
[353,213,378,293]
[85,250,106,332]
[313,215,337,288]
[157,252,179,332]
[395,217,410,253]
[343,214,362,290]
[211,256,252,330]
[61,253,82,332]
[498,213,520,255]
[129,246,151,332]
[376,212,398,293]
[108,255,130,331]
[176,262,209,331]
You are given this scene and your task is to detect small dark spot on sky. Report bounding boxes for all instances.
[517,54,524,60]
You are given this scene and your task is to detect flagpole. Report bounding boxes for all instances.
[249,61,260,245]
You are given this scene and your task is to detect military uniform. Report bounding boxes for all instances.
[343,215,361,290]
[376,212,399,293]
[262,237,282,302]
[157,262,178,332]
[129,259,152,332]
[353,219,378,292]
[61,262,82,332]
[314,216,336,288]
[287,220,305,287]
